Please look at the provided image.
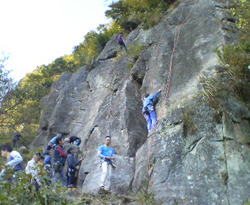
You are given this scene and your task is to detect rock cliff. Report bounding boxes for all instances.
[32,0,249,204]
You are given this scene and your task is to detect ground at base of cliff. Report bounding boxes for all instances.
[65,188,159,205]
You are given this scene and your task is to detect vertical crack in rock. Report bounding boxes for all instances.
[222,122,231,205]
[83,125,98,151]
[223,140,231,205]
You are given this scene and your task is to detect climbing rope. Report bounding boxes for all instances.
[164,0,199,99]
[147,0,199,188]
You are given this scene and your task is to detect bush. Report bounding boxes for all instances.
[200,0,249,112]
[126,42,146,71]
[136,189,158,205]
[105,0,176,31]
[0,168,71,205]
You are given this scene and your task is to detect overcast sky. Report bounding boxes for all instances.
[0,0,110,81]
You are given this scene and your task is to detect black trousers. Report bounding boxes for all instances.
[67,169,77,187]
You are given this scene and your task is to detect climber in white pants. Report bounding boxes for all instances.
[98,136,115,191]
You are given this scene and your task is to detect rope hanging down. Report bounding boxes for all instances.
[164,0,199,99]
[147,0,199,188]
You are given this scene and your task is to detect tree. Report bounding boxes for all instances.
[0,55,15,105]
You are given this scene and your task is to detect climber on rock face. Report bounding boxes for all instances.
[142,89,162,133]
[97,136,115,192]
[117,33,128,52]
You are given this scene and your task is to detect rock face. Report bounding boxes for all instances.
[33,0,249,204]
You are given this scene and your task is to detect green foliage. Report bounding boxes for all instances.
[126,42,146,71]
[0,168,72,205]
[230,0,249,30]
[200,1,249,112]
[73,23,122,67]
[136,189,158,205]
[105,0,176,31]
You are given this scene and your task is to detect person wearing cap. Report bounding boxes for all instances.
[66,147,83,188]
[97,136,115,191]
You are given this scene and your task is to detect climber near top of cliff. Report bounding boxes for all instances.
[117,33,128,52]
[142,89,162,133]
[97,136,115,193]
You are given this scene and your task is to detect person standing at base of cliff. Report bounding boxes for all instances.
[98,136,115,192]
[46,134,62,151]
[66,147,83,188]
[12,131,21,148]
[25,152,42,190]
[0,144,24,181]
[142,89,162,133]
[52,136,68,186]
[117,33,128,52]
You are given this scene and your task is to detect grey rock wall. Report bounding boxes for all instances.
[33,0,249,204]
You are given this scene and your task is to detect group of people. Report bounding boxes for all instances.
[48,134,83,188]
[0,134,83,190]
[0,88,161,192]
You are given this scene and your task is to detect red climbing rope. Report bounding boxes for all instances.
[164,0,199,99]
[147,0,199,188]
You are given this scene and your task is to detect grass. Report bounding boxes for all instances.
[126,42,146,72]
[200,44,249,113]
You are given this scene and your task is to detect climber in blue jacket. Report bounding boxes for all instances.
[142,89,162,132]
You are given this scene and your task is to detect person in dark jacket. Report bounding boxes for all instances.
[12,131,21,148]
[117,33,128,52]
[142,89,162,132]
[65,136,82,146]
[52,136,67,186]
[66,147,83,188]
[0,144,24,181]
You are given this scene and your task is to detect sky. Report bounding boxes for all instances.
[0,0,111,81]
